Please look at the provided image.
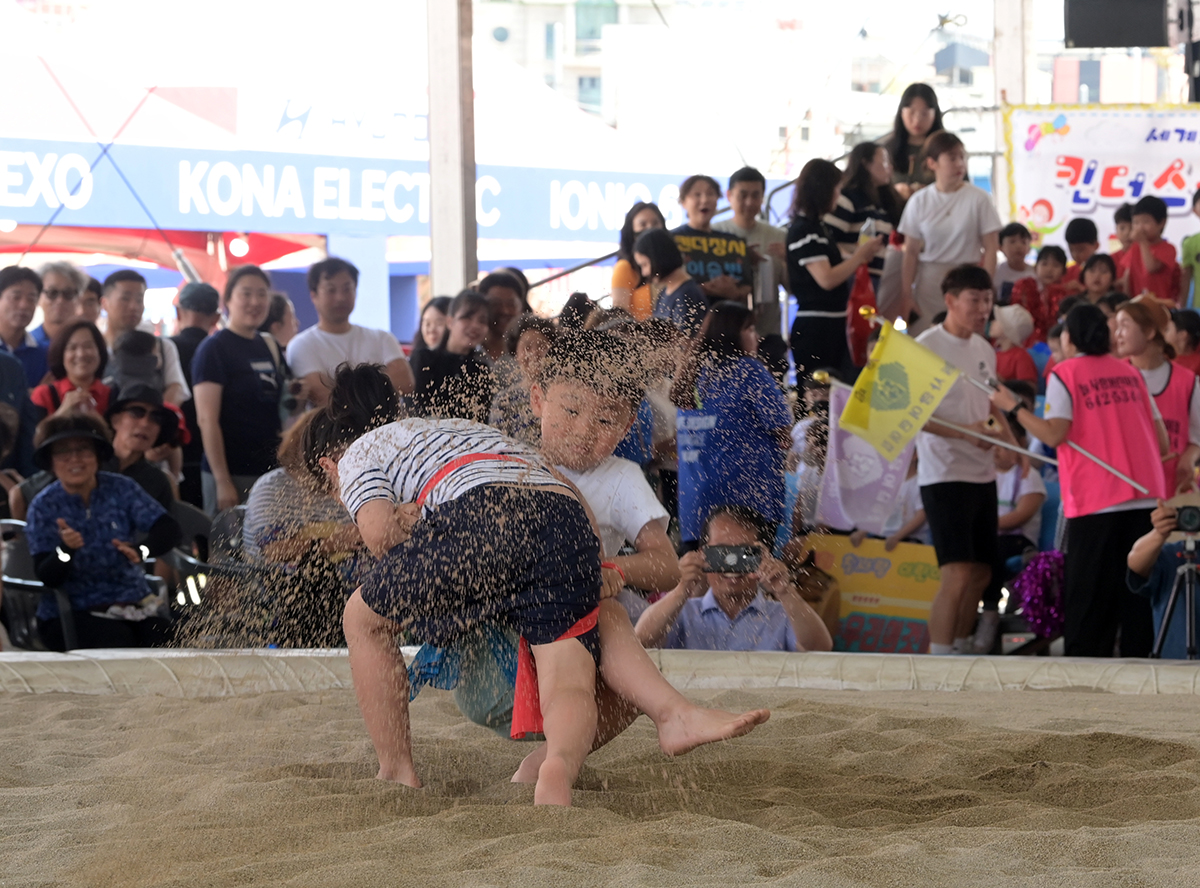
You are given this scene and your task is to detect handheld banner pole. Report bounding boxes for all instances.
[851,306,1150,496]
[957,374,1149,495]
[815,372,1055,465]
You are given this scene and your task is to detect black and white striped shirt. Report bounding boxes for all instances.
[337,419,564,519]
[823,188,895,277]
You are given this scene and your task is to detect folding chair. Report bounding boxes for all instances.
[0,519,77,650]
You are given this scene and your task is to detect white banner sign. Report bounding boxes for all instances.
[1006,104,1200,251]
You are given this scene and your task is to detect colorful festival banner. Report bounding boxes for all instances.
[816,385,915,535]
[839,321,960,459]
[1005,104,1200,251]
[810,535,939,653]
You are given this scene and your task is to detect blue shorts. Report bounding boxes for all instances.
[360,485,601,649]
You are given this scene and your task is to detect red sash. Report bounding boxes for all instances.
[414,452,528,506]
[510,607,600,740]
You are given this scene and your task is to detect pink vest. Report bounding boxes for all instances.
[1052,355,1167,518]
[1147,362,1196,494]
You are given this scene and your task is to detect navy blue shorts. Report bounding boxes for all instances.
[360,485,601,651]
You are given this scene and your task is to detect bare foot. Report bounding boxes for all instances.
[511,745,546,784]
[533,755,574,806]
[656,705,771,757]
[377,763,422,788]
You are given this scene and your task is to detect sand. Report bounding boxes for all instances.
[4,687,1200,887]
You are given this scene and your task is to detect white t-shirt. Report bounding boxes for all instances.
[1138,362,1200,446]
[993,261,1035,300]
[159,336,191,402]
[881,474,931,544]
[897,183,1002,265]
[916,325,999,486]
[286,324,405,380]
[995,463,1047,542]
[558,456,668,559]
[337,418,563,520]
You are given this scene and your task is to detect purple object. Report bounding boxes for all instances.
[1011,550,1066,638]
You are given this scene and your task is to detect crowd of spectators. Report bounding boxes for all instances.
[7,79,1200,661]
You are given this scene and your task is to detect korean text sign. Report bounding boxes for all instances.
[1006,104,1200,249]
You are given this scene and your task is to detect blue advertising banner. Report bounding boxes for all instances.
[0,137,708,241]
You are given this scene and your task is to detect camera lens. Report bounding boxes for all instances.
[1179,505,1200,533]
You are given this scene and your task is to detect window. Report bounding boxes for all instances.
[576,0,617,52]
[545,22,556,60]
[578,76,602,110]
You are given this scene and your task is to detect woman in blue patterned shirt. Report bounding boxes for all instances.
[25,413,181,650]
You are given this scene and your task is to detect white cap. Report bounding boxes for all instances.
[994,304,1034,346]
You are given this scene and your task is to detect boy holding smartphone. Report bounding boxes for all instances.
[635,504,833,652]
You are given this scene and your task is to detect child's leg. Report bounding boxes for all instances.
[529,636,597,806]
[591,601,771,754]
[512,601,770,783]
[343,589,420,788]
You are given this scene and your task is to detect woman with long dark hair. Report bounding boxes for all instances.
[612,202,666,320]
[671,301,792,548]
[885,83,944,198]
[993,303,1168,657]
[408,289,494,422]
[786,159,885,380]
[413,297,453,352]
[825,142,904,291]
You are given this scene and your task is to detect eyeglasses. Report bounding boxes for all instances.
[43,288,79,301]
[118,405,159,421]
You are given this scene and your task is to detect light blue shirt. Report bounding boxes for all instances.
[662,589,798,652]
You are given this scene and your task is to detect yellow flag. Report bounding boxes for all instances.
[839,321,962,459]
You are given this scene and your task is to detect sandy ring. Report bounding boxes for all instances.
[5,648,1200,697]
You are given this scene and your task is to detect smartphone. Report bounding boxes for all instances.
[703,544,762,574]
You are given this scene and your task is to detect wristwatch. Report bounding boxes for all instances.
[1006,405,1023,426]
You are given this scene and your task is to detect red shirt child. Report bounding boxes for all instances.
[1122,197,1182,305]
[1010,277,1066,345]
[1010,245,1068,344]
[992,304,1039,386]
[1126,239,1181,305]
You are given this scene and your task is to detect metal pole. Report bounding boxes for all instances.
[1189,0,1197,103]
[961,375,1150,494]
[427,0,478,296]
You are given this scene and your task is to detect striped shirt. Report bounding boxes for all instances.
[337,418,564,519]
[823,188,895,277]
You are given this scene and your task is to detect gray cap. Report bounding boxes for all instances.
[178,282,219,314]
